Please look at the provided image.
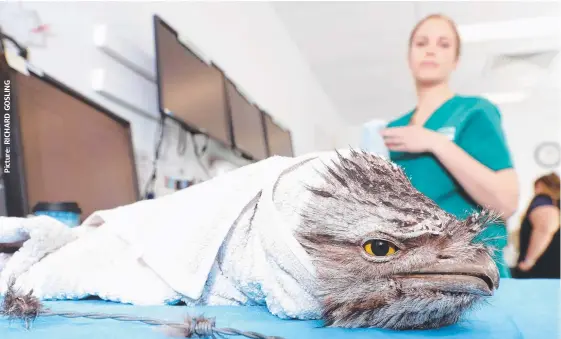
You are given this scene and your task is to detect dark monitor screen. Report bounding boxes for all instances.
[154,16,231,147]
[225,79,267,160]
[264,113,294,157]
[5,70,139,220]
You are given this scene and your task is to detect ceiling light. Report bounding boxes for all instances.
[458,16,559,43]
[482,91,528,104]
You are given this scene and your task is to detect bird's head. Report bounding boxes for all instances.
[295,150,500,330]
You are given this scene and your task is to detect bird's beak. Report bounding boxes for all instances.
[395,252,500,296]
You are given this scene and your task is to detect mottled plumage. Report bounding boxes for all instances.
[296,150,500,330]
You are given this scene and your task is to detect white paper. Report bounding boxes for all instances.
[360,119,389,157]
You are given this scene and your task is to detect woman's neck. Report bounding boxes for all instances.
[411,81,455,125]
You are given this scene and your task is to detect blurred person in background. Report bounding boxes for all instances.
[514,173,560,279]
[379,14,519,278]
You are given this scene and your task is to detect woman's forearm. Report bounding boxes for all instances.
[431,139,518,218]
[524,228,556,265]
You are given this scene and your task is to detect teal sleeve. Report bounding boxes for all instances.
[457,103,513,171]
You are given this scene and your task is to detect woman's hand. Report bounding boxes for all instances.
[381,126,448,153]
[517,259,535,272]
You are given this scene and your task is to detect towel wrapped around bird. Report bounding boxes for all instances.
[0,150,500,330]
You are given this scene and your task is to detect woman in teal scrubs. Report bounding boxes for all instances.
[380,14,519,277]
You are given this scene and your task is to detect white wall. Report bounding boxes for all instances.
[335,125,362,149]
[1,2,342,196]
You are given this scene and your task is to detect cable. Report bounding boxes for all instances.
[0,30,28,59]
[199,134,210,155]
[143,115,166,199]
[192,133,211,179]
[176,126,188,155]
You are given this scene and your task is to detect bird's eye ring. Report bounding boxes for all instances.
[363,239,398,257]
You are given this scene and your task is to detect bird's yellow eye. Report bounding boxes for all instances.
[363,239,398,256]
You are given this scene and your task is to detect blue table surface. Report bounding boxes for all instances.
[1,278,559,339]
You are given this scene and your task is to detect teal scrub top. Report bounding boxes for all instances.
[386,95,514,277]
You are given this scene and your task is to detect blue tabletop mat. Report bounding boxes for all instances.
[1,278,558,338]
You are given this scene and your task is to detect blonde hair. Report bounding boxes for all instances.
[519,172,560,226]
[409,14,461,60]
[534,172,560,202]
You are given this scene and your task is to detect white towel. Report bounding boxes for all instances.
[0,151,355,319]
[0,215,79,290]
